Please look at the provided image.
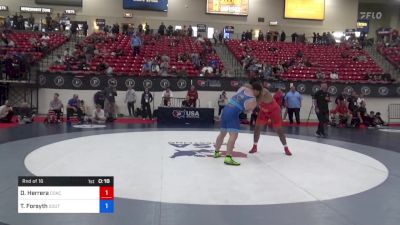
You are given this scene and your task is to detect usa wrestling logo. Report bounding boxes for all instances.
[172,110,200,119]
[169,142,247,159]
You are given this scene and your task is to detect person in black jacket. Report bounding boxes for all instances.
[141,88,153,119]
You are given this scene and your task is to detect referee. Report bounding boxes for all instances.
[313,83,330,138]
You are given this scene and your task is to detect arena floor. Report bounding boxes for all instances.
[0,123,399,225]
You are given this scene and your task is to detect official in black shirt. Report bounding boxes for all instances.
[313,83,330,137]
[141,88,153,119]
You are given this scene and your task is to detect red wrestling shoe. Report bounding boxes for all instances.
[249,145,258,154]
[284,147,292,156]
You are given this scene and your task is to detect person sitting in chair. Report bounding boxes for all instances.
[0,100,14,123]
[91,104,106,124]
[66,94,83,123]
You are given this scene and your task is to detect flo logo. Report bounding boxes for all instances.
[172,110,200,119]
[169,142,247,159]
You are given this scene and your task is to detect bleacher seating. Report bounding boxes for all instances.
[1,32,68,61]
[49,33,223,76]
[226,40,385,83]
[377,46,400,69]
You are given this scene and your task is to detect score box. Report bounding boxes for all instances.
[18,176,114,214]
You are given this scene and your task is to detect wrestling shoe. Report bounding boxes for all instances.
[284,147,292,156]
[249,145,258,154]
[224,156,241,166]
[213,151,222,158]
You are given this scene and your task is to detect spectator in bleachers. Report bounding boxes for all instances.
[188,25,193,37]
[54,55,64,65]
[66,94,83,123]
[167,25,173,36]
[131,34,142,56]
[272,31,279,42]
[280,31,286,42]
[0,100,14,123]
[316,69,325,80]
[291,32,297,43]
[142,57,152,75]
[162,88,173,106]
[266,31,272,42]
[7,39,15,48]
[28,14,35,30]
[258,31,264,41]
[41,33,50,41]
[138,24,143,34]
[45,13,52,30]
[158,22,166,35]
[141,88,153,119]
[82,23,89,36]
[145,23,150,35]
[91,104,106,124]
[241,32,246,41]
[285,86,302,124]
[187,85,198,108]
[330,69,339,80]
[178,66,188,76]
[49,93,63,122]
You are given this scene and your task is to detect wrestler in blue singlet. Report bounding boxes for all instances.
[220,87,255,132]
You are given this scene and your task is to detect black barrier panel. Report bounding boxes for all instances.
[38,73,400,97]
[158,107,214,125]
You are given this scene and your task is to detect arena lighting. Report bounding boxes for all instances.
[354,31,361,38]
[175,25,182,30]
[254,29,260,38]
[333,31,344,43]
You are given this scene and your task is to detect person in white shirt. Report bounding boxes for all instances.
[0,100,14,123]
[330,70,339,80]
[91,105,106,124]
[41,33,50,41]
[161,88,173,106]
[124,87,136,117]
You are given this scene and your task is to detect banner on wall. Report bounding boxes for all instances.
[123,0,168,12]
[20,6,52,13]
[0,5,8,11]
[38,73,400,97]
[95,19,106,27]
[224,26,234,34]
[206,0,249,16]
[197,24,207,33]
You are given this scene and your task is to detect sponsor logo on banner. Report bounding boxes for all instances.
[172,110,200,119]
[160,79,170,89]
[343,86,354,95]
[328,86,338,95]
[297,84,306,93]
[197,80,206,87]
[90,77,101,88]
[312,85,320,93]
[378,87,389,96]
[72,78,83,88]
[177,79,187,90]
[396,87,400,95]
[169,142,247,159]
[54,76,64,87]
[39,75,47,86]
[143,79,153,89]
[359,11,382,20]
[125,78,135,88]
[230,80,245,88]
[361,86,371,96]
[108,78,118,87]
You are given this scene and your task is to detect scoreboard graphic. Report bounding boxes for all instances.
[18,177,114,213]
[207,0,249,16]
[284,0,325,20]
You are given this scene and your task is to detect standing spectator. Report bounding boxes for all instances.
[104,85,117,121]
[131,34,142,56]
[49,93,63,121]
[82,23,89,37]
[280,31,286,42]
[28,14,35,30]
[188,25,193,37]
[141,88,153,119]
[66,94,83,123]
[285,86,302,124]
[158,22,166,35]
[125,87,136,117]
[162,88,173,106]
[291,32,297,42]
[187,85,198,108]
[0,100,14,123]
[313,83,330,137]
[145,23,150,35]
[273,88,286,120]
[217,90,228,116]
[45,13,52,31]
[91,105,106,124]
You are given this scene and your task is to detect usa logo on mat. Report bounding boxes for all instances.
[172,110,200,119]
[169,142,247,159]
